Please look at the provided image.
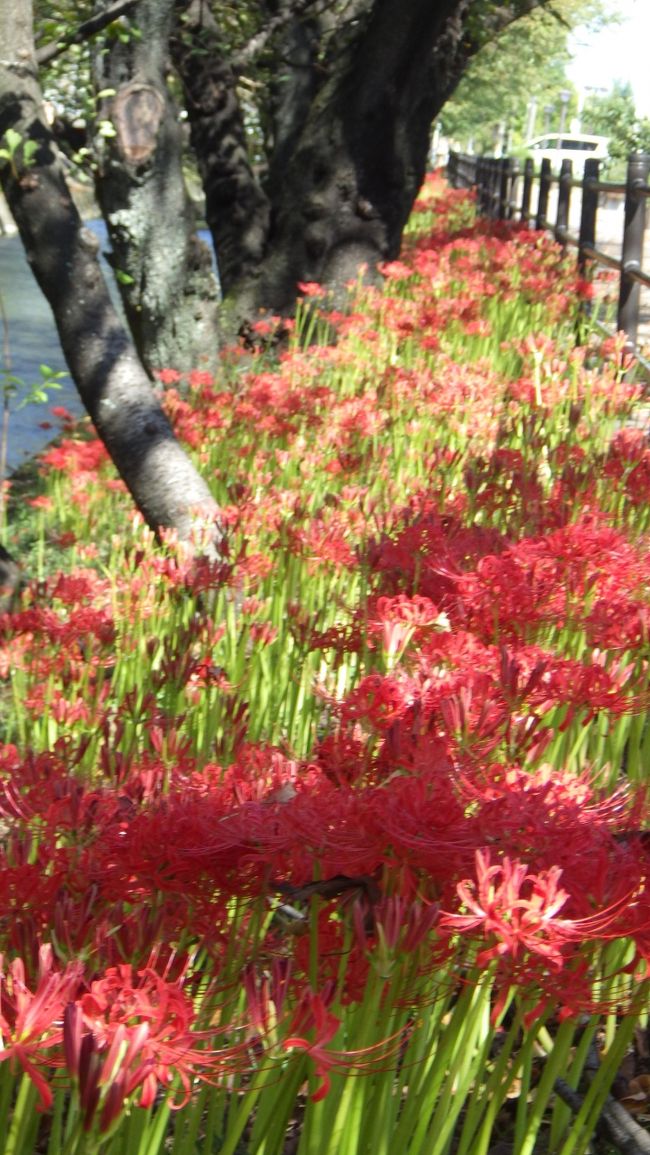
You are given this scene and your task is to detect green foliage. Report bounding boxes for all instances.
[0,129,39,179]
[33,1,605,162]
[441,0,608,153]
[582,81,650,176]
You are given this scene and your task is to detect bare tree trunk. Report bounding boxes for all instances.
[0,0,224,553]
[241,0,467,313]
[91,0,222,378]
[261,2,321,203]
[171,0,271,300]
[170,0,477,323]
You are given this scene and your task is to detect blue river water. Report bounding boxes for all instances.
[0,231,84,473]
[0,220,214,474]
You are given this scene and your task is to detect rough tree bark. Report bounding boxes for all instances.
[170,0,551,321]
[28,0,556,356]
[0,0,224,551]
[262,2,323,204]
[170,0,271,301]
[245,0,495,310]
[91,0,221,377]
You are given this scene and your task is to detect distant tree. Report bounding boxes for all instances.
[441,0,606,154]
[583,81,650,176]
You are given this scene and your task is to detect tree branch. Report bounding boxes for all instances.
[554,1039,650,1155]
[35,0,139,68]
[231,0,327,71]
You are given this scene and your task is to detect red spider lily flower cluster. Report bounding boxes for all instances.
[1,174,650,1132]
[61,964,248,1134]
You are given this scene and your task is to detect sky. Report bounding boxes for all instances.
[568,0,650,116]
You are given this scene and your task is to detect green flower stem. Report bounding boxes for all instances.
[167,1084,207,1155]
[390,965,491,1155]
[120,1104,150,1153]
[321,980,396,1155]
[0,1067,16,1155]
[420,970,497,1155]
[359,975,417,1155]
[388,985,457,1153]
[517,1016,579,1155]
[200,1087,225,1155]
[299,1081,339,1155]
[218,1059,287,1155]
[47,1088,66,1155]
[455,993,524,1155]
[558,1002,646,1155]
[250,1058,306,1155]
[4,1075,42,1155]
[548,1017,600,1152]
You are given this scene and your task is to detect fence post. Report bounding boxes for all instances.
[482,158,492,215]
[491,158,500,218]
[498,158,511,219]
[578,158,599,277]
[617,153,650,348]
[508,159,520,221]
[521,158,534,226]
[475,158,484,212]
[485,158,495,217]
[555,159,572,243]
[536,158,552,230]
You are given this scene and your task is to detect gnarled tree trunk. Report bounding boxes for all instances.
[170,0,503,322]
[170,0,271,301]
[0,0,224,553]
[246,0,476,310]
[117,0,551,337]
[91,0,221,378]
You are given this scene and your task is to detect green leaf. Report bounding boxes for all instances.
[39,365,67,382]
[22,140,39,163]
[2,128,21,154]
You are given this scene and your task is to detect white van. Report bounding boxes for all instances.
[523,134,609,176]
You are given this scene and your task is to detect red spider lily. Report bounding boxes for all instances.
[0,945,84,1110]
[281,983,410,1098]
[340,672,418,732]
[353,895,440,966]
[440,850,570,967]
[243,959,292,1036]
[297,282,327,298]
[458,518,650,645]
[155,368,182,386]
[39,437,110,474]
[283,988,341,1100]
[188,370,214,389]
[64,964,248,1133]
[368,594,447,664]
[315,732,370,786]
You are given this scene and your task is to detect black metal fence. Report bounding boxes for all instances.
[447,151,650,354]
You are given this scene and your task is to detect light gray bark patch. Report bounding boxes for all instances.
[113,83,165,165]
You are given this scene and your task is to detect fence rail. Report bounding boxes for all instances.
[447,151,650,356]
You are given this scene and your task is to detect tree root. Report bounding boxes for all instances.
[554,1077,650,1155]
